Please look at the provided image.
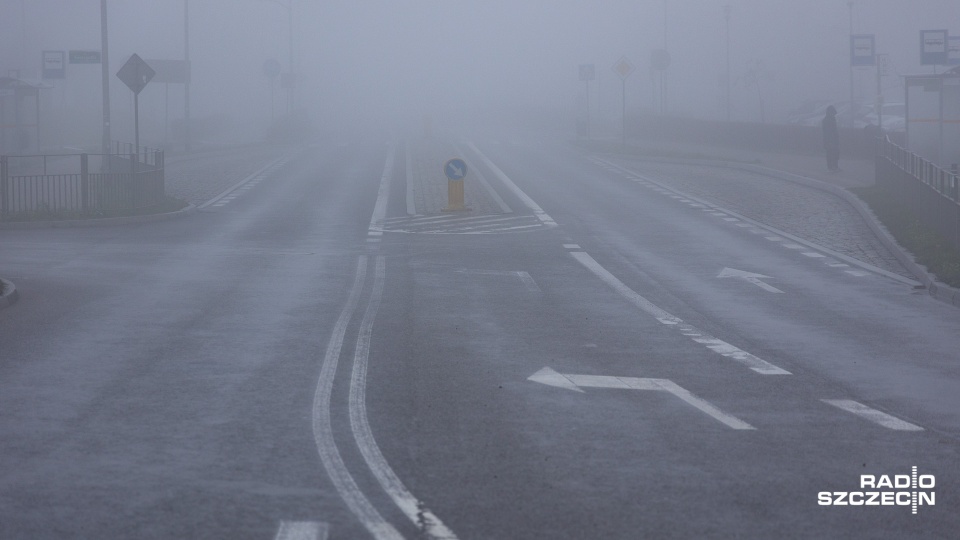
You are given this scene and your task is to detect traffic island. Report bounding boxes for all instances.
[0,278,19,310]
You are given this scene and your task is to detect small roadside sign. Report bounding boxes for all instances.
[850,34,875,66]
[612,56,634,80]
[42,50,65,79]
[443,158,467,181]
[579,64,595,82]
[116,53,155,95]
[69,50,101,64]
[920,29,949,65]
[948,36,960,66]
[144,59,190,84]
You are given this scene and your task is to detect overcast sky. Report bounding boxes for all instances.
[2,0,958,143]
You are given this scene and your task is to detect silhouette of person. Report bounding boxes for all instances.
[821,105,840,172]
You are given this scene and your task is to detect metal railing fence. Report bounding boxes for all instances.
[876,137,960,251]
[1,150,165,219]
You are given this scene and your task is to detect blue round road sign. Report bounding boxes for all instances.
[443,158,467,181]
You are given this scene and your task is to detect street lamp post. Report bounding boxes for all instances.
[848,1,855,128]
[724,5,731,121]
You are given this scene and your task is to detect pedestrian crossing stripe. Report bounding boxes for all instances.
[374,213,553,234]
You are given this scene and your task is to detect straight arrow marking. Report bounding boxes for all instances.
[528,368,755,430]
[717,267,784,293]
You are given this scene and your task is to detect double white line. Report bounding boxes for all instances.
[314,143,457,539]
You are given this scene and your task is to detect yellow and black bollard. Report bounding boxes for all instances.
[442,158,469,212]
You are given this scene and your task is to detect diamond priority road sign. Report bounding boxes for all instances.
[116,53,155,95]
[612,56,635,80]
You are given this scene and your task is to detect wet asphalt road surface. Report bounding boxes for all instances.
[2,132,959,539]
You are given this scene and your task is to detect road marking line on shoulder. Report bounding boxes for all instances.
[466,141,556,226]
[312,257,404,540]
[368,146,395,238]
[821,399,924,431]
[198,155,288,208]
[570,251,790,375]
[563,244,581,249]
[275,521,329,540]
[350,257,459,539]
[802,252,826,258]
[405,141,418,216]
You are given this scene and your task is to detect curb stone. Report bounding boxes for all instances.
[605,152,960,308]
[0,204,196,230]
[0,278,19,310]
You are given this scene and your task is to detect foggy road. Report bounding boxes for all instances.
[2,132,959,539]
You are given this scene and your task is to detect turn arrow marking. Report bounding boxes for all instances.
[717,267,784,293]
[528,367,755,430]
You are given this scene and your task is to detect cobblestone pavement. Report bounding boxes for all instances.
[616,160,914,279]
[164,145,289,206]
[407,138,505,216]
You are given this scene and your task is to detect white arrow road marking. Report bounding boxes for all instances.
[822,400,924,431]
[571,252,790,375]
[529,367,755,430]
[449,164,464,177]
[717,267,784,294]
[275,521,329,540]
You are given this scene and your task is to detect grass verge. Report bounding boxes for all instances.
[0,196,189,223]
[850,185,960,288]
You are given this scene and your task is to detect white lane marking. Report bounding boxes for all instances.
[802,252,826,258]
[350,257,459,539]
[275,521,329,540]
[312,257,404,540]
[782,243,805,250]
[466,141,556,226]
[368,146,395,236]
[405,141,417,216]
[199,155,287,208]
[722,217,739,222]
[764,236,784,241]
[528,367,755,430]
[821,400,924,431]
[453,144,513,214]
[570,251,790,375]
[717,267,784,294]
[563,244,581,249]
[845,270,869,277]
[516,271,542,294]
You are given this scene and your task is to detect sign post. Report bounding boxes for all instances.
[116,54,155,158]
[612,56,635,151]
[579,64,595,137]
[442,158,468,212]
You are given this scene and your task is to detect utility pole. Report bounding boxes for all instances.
[100,0,111,155]
[184,0,191,151]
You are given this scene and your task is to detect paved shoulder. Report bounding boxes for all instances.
[611,159,914,279]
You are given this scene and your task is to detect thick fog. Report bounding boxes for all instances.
[1,0,958,148]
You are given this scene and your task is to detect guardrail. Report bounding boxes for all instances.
[0,150,165,220]
[876,137,960,251]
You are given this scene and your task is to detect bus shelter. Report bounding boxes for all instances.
[905,65,960,168]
